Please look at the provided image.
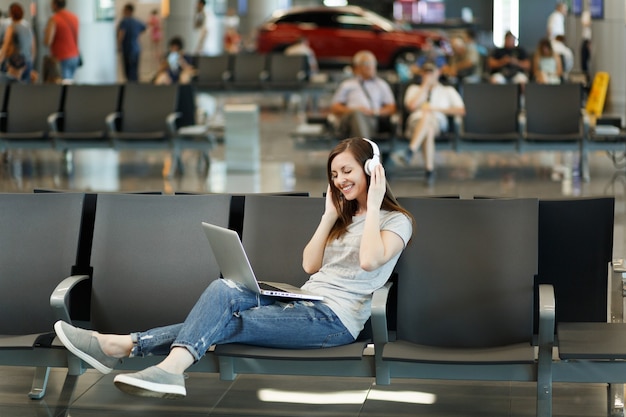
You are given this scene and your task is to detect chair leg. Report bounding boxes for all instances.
[28,366,50,400]
[608,383,625,417]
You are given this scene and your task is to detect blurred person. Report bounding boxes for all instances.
[193,0,214,56]
[0,3,35,83]
[0,52,25,83]
[547,2,568,40]
[488,31,530,85]
[330,50,396,139]
[147,9,162,63]
[410,38,448,78]
[533,38,562,84]
[442,36,480,84]
[224,7,240,31]
[44,0,80,83]
[580,9,592,83]
[551,35,573,77]
[394,62,465,186]
[284,36,319,76]
[223,26,241,54]
[153,36,195,85]
[117,3,146,82]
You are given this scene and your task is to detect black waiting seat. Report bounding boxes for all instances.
[520,82,584,152]
[106,84,179,175]
[456,83,520,152]
[373,197,554,417]
[194,55,233,90]
[229,54,268,90]
[0,84,63,151]
[49,84,122,152]
[266,54,308,89]
[52,193,231,374]
[0,192,85,399]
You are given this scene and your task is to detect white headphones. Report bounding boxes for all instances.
[362,138,381,176]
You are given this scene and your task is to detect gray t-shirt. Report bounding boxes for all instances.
[301,210,412,338]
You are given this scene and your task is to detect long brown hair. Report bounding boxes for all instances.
[326,137,414,241]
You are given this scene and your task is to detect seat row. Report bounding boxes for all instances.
[193,53,315,91]
[0,191,623,416]
[295,82,626,180]
[0,83,211,176]
[403,82,626,179]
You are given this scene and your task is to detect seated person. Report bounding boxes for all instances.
[394,62,465,186]
[154,36,195,85]
[488,31,530,84]
[441,36,481,84]
[411,38,448,78]
[533,37,562,84]
[330,50,396,139]
[284,36,318,76]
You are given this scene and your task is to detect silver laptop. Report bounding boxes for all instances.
[201,222,323,301]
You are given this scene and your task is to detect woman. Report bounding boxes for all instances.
[54,137,414,399]
[533,38,562,84]
[0,2,35,82]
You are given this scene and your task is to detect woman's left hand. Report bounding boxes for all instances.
[367,164,386,211]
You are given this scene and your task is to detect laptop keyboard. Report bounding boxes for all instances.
[259,282,288,292]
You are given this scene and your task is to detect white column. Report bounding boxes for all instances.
[66,0,117,84]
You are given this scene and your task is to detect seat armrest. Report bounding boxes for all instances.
[371,281,393,345]
[518,110,526,135]
[48,112,63,133]
[538,284,556,346]
[166,112,182,133]
[105,112,122,133]
[50,275,90,323]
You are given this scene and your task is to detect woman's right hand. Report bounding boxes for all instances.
[324,184,340,220]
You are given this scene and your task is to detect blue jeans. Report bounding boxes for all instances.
[130,279,355,362]
[60,56,80,81]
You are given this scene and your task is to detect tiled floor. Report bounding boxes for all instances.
[0,97,625,415]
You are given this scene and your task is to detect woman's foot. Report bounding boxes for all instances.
[114,366,186,399]
[54,321,120,374]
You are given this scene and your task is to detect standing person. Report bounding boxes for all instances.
[580,9,592,83]
[193,0,211,55]
[395,62,465,186]
[0,52,26,84]
[117,3,146,83]
[547,2,568,40]
[44,0,79,83]
[330,50,396,139]
[0,3,35,83]
[147,9,162,63]
[53,136,414,399]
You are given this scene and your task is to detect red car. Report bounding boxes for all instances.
[256,6,448,69]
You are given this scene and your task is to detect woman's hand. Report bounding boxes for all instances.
[324,184,340,220]
[367,164,386,212]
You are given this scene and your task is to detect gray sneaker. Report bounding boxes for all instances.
[54,320,119,374]
[114,366,186,399]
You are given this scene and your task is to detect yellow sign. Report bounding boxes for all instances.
[585,71,610,117]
